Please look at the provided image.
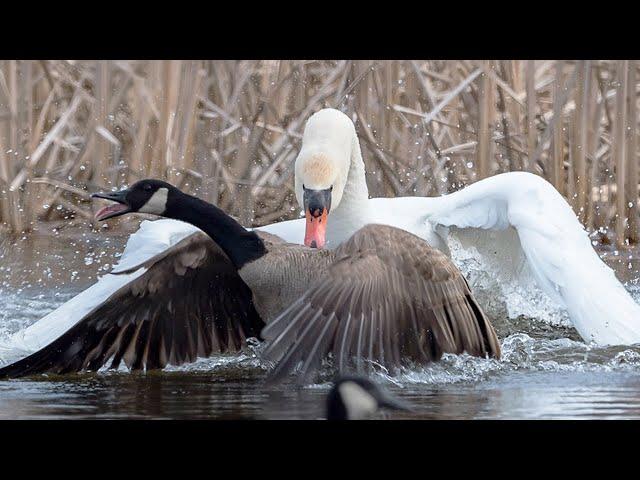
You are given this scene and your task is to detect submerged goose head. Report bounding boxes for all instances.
[326,376,413,420]
[92,179,175,221]
[295,108,367,249]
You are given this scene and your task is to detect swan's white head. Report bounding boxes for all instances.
[295,108,357,248]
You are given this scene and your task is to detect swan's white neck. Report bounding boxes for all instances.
[326,129,371,248]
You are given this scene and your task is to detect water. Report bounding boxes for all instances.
[2,225,640,419]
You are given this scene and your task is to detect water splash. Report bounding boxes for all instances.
[367,333,640,387]
[447,230,572,331]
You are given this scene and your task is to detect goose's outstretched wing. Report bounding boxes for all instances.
[261,224,500,385]
[0,219,264,378]
[422,171,640,345]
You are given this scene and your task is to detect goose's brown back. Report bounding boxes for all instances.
[261,224,500,384]
[239,232,336,322]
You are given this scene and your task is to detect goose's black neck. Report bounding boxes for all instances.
[164,190,266,269]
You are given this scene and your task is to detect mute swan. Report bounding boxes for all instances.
[293,108,640,346]
[0,179,499,379]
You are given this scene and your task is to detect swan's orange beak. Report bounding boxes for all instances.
[305,208,328,249]
[303,186,332,249]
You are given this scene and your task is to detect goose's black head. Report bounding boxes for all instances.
[326,376,413,420]
[92,179,177,221]
[92,178,266,269]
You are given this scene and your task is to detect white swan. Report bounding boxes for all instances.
[2,107,639,364]
[288,108,640,346]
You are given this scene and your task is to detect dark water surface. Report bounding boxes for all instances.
[2,225,640,420]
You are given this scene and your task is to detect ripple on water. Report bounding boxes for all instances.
[357,333,640,388]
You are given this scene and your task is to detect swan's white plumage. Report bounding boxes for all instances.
[111,218,201,273]
[254,217,305,245]
[421,171,640,345]
[306,108,640,346]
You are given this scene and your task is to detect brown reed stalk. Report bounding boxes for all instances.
[551,61,566,194]
[526,60,537,172]
[573,60,590,223]
[613,61,629,247]
[0,60,637,247]
[626,61,638,243]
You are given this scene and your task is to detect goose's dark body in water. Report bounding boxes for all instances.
[326,376,413,420]
[0,180,500,382]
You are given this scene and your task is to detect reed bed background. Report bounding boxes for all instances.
[0,60,637,246]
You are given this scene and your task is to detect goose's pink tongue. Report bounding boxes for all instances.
[95,204,128,221]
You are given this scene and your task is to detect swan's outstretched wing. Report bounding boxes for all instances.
[261,224,500,384]
[255,217,305,245]
[0,219,264,378]
[423,171,640,345]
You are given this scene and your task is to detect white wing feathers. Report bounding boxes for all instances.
[111,218,201,273]
[425,172,640,345]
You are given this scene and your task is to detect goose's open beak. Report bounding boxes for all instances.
[303,187,332,249]
[91,190,131,221]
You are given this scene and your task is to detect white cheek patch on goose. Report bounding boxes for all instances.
[138,187,169,215]
[339,381,378,420]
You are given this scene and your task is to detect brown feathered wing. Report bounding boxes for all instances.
[261,224,500,384]
[0,232,264,378]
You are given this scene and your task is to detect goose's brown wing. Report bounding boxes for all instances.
[0,232,264,379]
[261,224,500,384]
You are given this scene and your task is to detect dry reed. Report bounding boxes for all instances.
[0,60,637,247]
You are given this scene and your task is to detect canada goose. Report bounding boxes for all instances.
[326,376,413,420]
[0,179,500,381]
[293,108,640,345]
